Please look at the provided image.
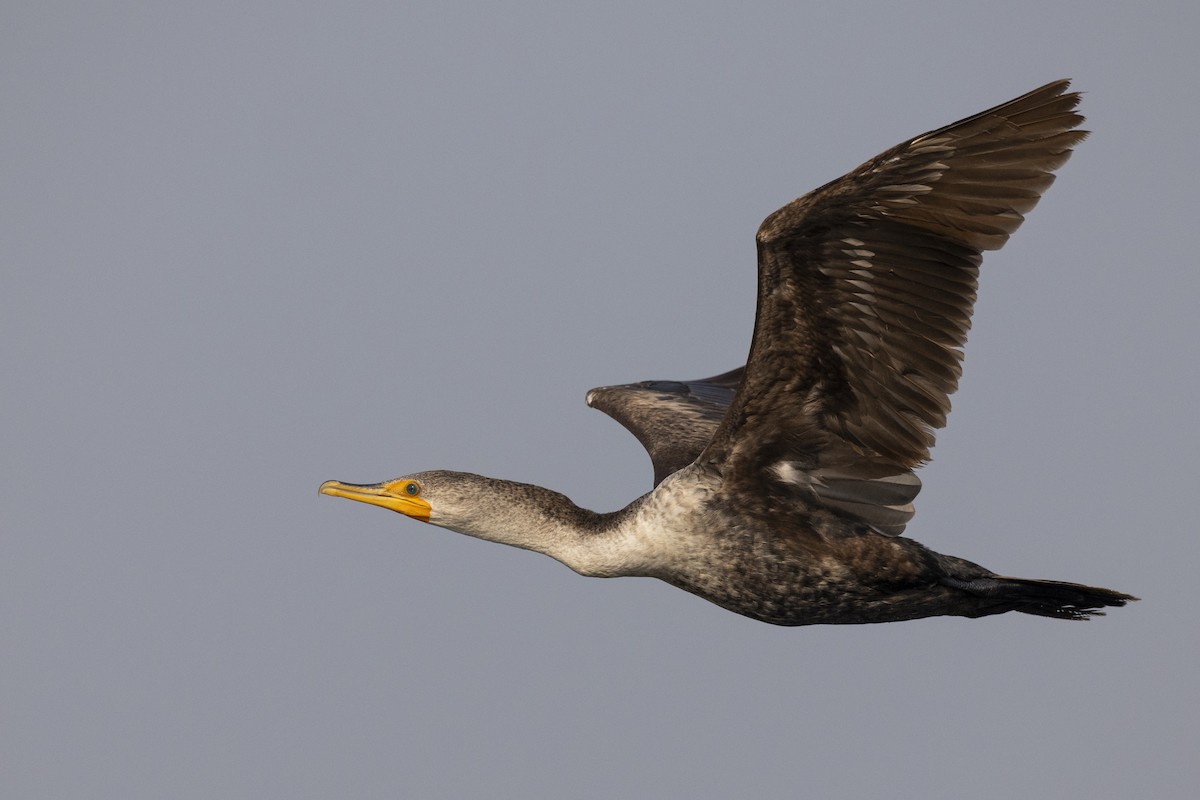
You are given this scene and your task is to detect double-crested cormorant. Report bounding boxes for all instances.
[321,80,1136,625]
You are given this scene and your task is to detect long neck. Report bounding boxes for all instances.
[440,476,644,577]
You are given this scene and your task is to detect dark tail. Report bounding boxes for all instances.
[944,575,1138,620]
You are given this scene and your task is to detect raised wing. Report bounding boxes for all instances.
[703,80,1086,498]
[587,368,742,486]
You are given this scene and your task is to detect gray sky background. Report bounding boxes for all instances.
[4,2,1198,798]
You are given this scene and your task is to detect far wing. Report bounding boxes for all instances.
[586,368,742,486]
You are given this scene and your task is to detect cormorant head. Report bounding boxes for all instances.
[319,474,434,522]
[321,471,591,560]
[319,470,521,531]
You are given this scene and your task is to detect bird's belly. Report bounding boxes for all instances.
[646,522,961,626]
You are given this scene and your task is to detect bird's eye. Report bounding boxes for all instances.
[404,481,420,496]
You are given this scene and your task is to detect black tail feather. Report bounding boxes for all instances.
[945,575,1138,620]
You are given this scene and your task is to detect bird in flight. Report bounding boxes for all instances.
[321,80,1136,625]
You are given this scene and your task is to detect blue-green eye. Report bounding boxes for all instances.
[404,482,420,496]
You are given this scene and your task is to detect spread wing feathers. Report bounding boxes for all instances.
[775,454,923,536]
[588,368,923,533]
[706,80,1086,488]
[587,368,742,486]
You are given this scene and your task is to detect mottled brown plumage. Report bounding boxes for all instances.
[321,81,1136,625]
